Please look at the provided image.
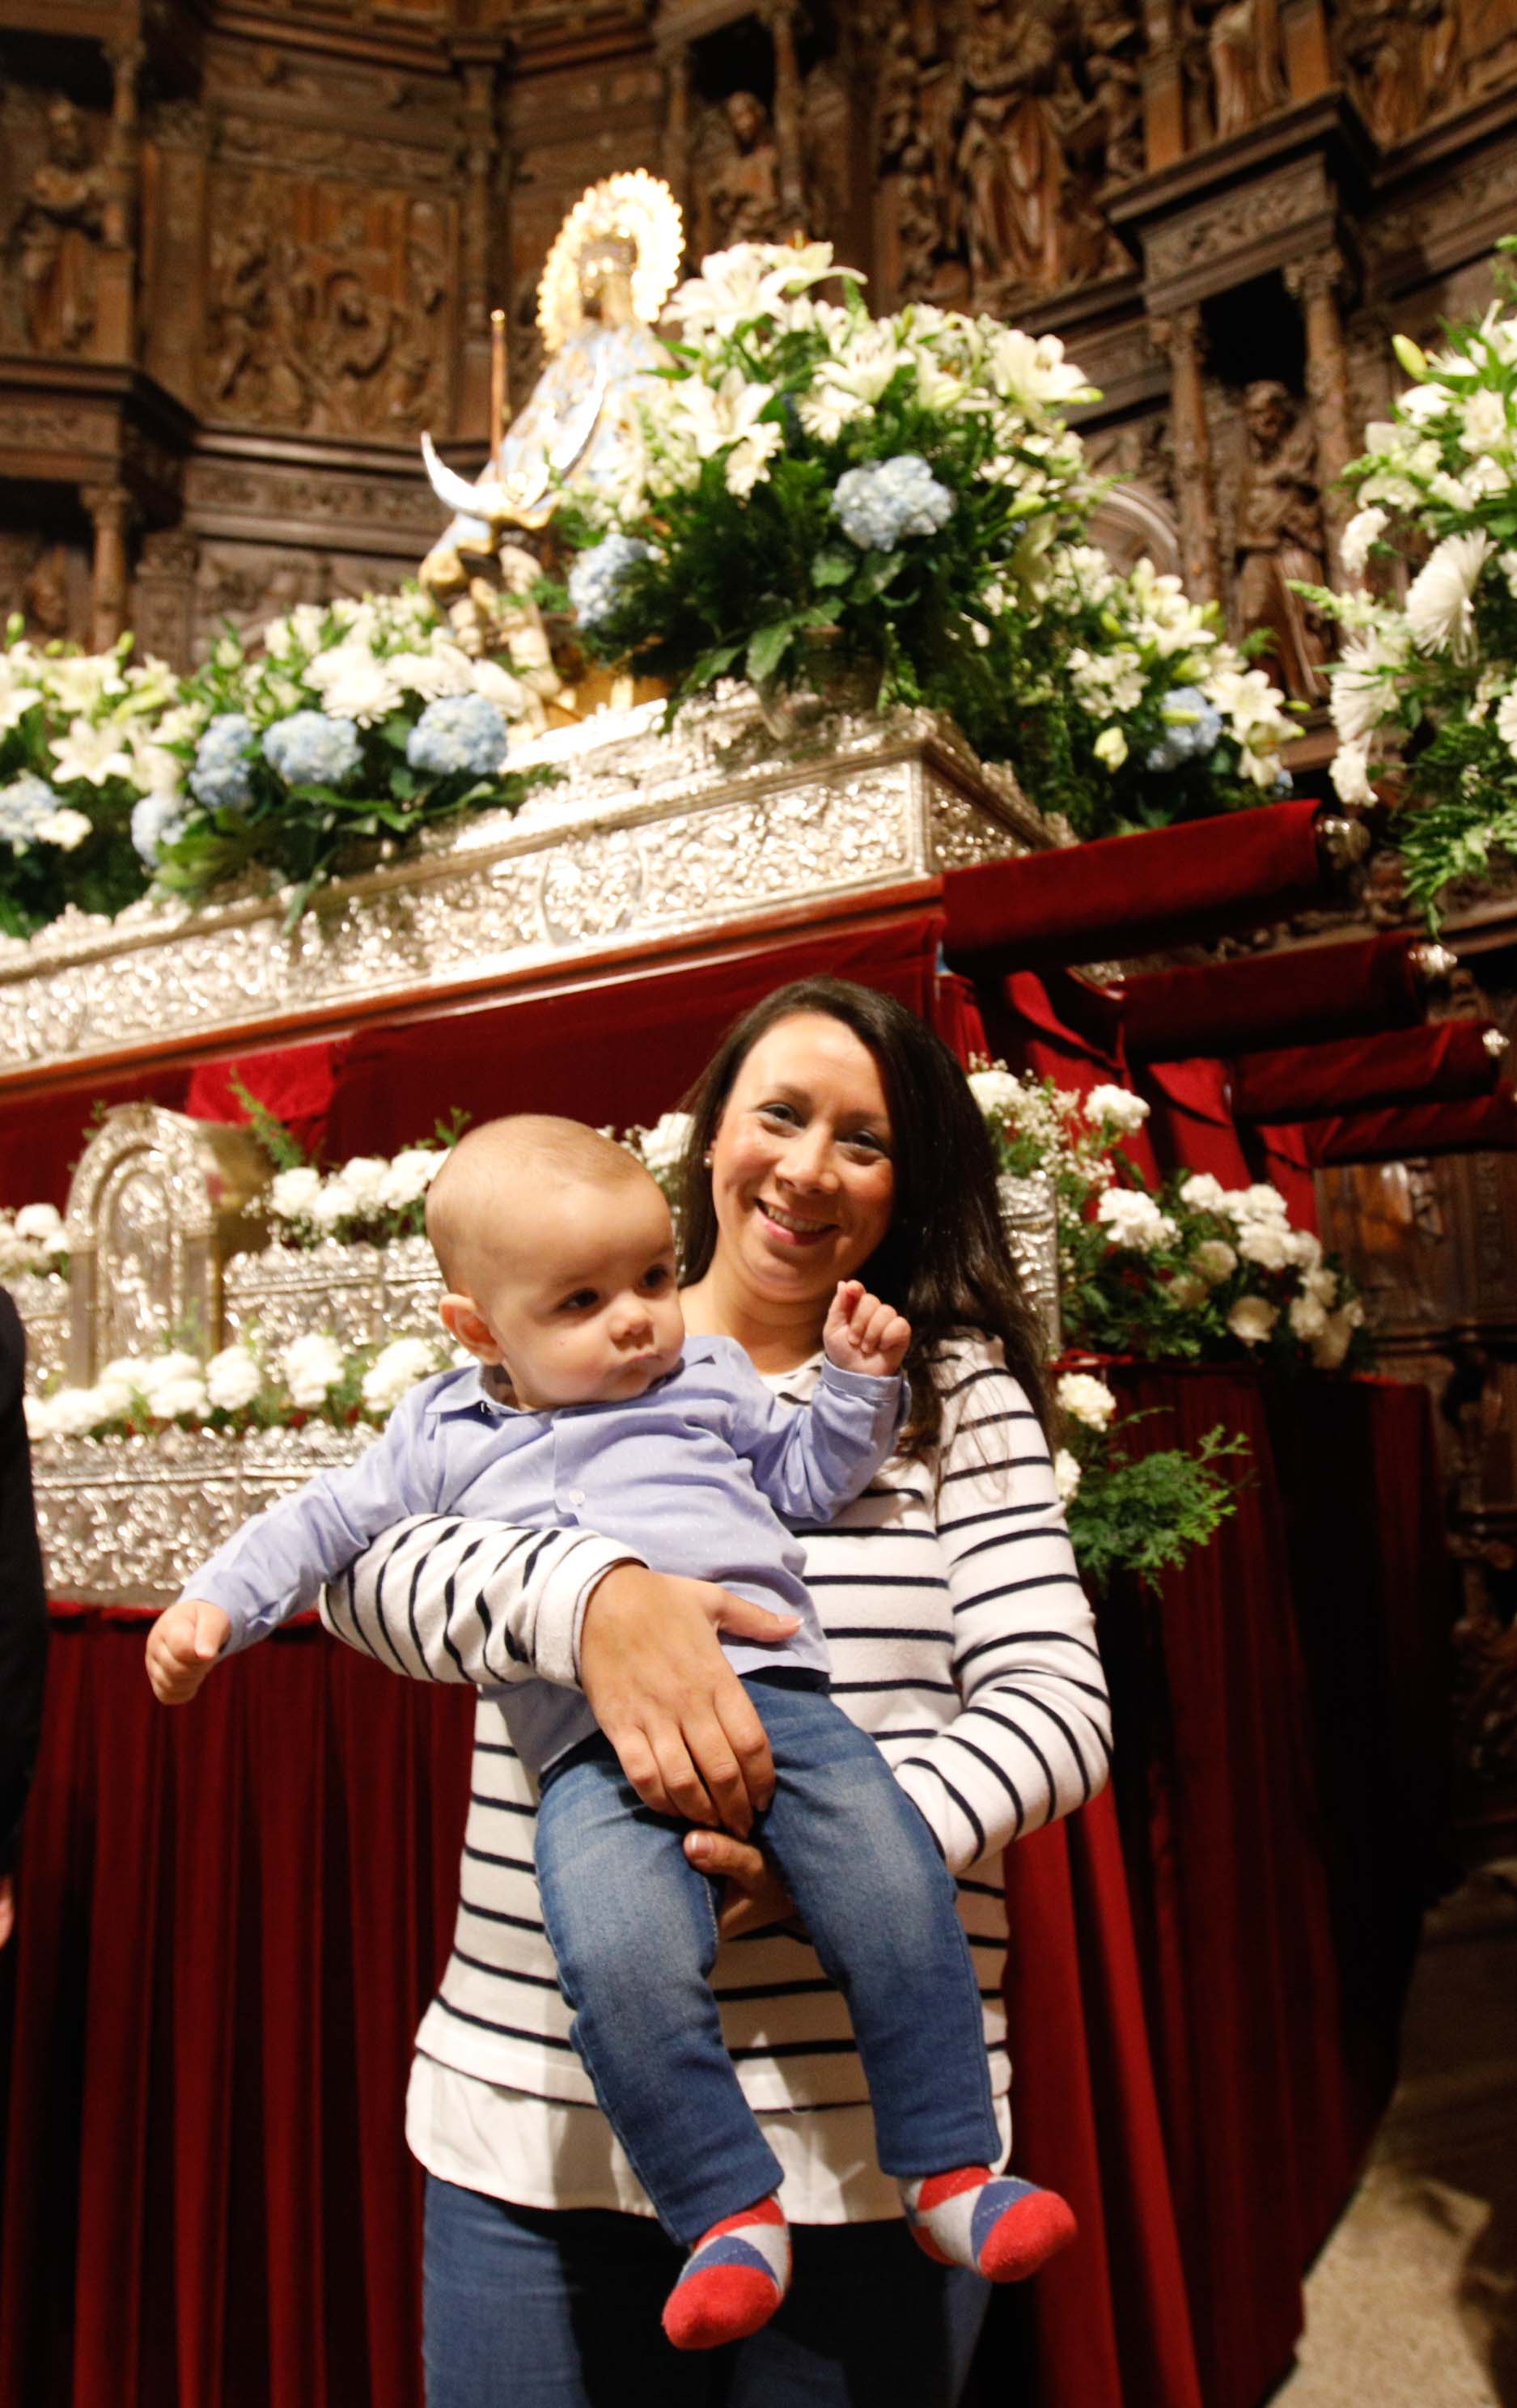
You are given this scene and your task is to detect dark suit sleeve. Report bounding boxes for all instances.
[0,1291,48,1879]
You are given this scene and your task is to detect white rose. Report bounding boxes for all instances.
[377,1148,444,1212]
[967,1068,1023,1117]
[1053,1448,1083,1506]
[99,1354,151,1390]
[1193,1238,1238,1284]
[269,1166,323,1221]
[1095,1189,1177,1253]
[1086,1084,1150,1134]
[1303,1265,1339,1308]
[1222,1183,1289,1225]
[1178,1173,1227,1213]
[360,1336,440,1416]
[1311,1308,1357,1371]
[206,1344,265,1412]
[50,1387,108,1438]
[280,1333,348,1408]
[1288,1293,1329,1342]
[1237,1221,1293,1271]
[23,1394,57,1441]
[337,1155,390,1210]
[1056,1371,1117,1431]
[14,1202,64,1243]
[1227,1295,1279,1346]
[1167,1273,1209,1310]
[150,1376,210,1422]
[310,1178,358,1232]
[88,1376,137,1422]
[1284,1229,1324,1270]
[138,1350,204,1397]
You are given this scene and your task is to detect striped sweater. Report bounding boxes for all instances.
[322,1335,1111,2120]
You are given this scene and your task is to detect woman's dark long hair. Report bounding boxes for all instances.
[677,977,1049,1452]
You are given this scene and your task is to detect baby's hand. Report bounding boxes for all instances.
[824,1281,911,1380]
[146,1598,231,1706]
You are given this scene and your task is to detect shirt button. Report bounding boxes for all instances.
[567,1487,586,1506]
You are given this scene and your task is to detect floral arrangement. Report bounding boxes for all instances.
[557,240,1295,837]
[0,624,178,938]
[1053,1365,1247,1592]
[0,585,553,942]
[0,1199,69,1282]
[262,1142,449,1249]
[1311,248,1517,926]
[968,1065,1370,1374]
[23,1328,461,1445]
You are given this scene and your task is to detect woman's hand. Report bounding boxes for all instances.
[578,1565,799,1838]
[684,1828,801,1940]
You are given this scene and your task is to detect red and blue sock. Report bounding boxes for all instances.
[902,2166,1077,2282]
[662,2195,792,2351]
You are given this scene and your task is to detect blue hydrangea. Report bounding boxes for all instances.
[832,455,956,551]
[405,693,511,779]
[568,534,654,632]
[261,710,363,789]
[131,789,188,866]
[0,772,59,850]
[189,712,256,814]
[1144,687,1224,772]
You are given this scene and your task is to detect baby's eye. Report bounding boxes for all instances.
[642,1263,673,1292]
[560,1288,599,1312]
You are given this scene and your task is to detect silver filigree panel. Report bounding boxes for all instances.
[998,1172,1061,1357]
[223,1234,440,1356]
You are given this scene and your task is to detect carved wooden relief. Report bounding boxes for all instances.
[0,83,110,357]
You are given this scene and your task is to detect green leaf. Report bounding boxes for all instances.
[852,551,906,602]
[746,621,796,685]
[811,547,855,589]
[689,639,744,692]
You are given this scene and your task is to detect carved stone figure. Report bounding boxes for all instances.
[697,91,788,251]
[957,0,1070,298]
[1337,0,1459,141]
[877,15,968,303]
[1231,379,1329,702]
[15,98,106,354]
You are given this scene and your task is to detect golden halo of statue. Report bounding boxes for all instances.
[536,169,684,356]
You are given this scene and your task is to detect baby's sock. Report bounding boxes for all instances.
[662,2195,791,2351]
[901,2166,1077,2283]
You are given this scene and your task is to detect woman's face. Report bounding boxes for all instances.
[706,1011,897,1316]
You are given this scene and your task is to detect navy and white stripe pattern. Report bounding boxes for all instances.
[322,1336,1110,2118]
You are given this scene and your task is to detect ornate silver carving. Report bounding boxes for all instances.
[32,1422,377,1606]
[0,699,1044,1079]
[11,1271,70,1389]
[223,1233,439,1356]
[998,1172,1061,1355]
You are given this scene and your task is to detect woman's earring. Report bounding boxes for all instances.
[702,1151,714,1168]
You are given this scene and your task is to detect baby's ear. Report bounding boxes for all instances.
[439,1291,498,1361]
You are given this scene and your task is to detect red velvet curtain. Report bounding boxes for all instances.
[1231,1021,1502,1122]
[1299,1084,1517,1163]
[1117,936,1426,1062]
[943,803,1329,971]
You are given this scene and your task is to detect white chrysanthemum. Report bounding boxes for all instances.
[1178,1172,1227,1213]
[1227,1295,1278,1346]
[269,1165,324,1222]
[1284,1229,1323,1270]
[151,1375,210,1422]
[1495,689,1517,760]
[1330,625,1408,744]
[23,1393,57,1441]
[206,1345,265,1412]
[1329,740,1376,808]
[280,1333,348,1408]
[1095,1188,1177,1253]
[1302,1265,1340,1308]
[1221,1183,1289,1224]
[305,643,405,725]
[1341,506,1388,578]
[14,1202,63,1244]
[1288,1293,1329,1342]
[1193,1238,1239,1285]
[361,1335,440,1416]
[1311,1306,1359,1371]
[1053,1448,1083,1506]
[378,1148,444,1212]
[1056,1371,1117,1431]
[1085,1083,1149,1134]
[1405,532,1494,659]
[1166,1273,1210,1310]
[48,1386,112,1438]
[336,1155,391,1211]
[636,1111,695,1179]
[87,1374,138,1422]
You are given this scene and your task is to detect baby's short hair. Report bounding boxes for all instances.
[425,1113,655,1293]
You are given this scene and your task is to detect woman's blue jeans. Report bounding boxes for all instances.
[422,2176,992,2407]
[532,1672,1001,2243]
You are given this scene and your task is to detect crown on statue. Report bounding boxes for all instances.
[536,168,684,354]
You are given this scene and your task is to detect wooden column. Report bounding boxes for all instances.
[456,52,500,443]
[1287,250,1354,587]
[96,36,142,361]
[661,41,692,239]
[763,0,807,231]
[84,483,133,651]
[1141,0,1186,167]
[1152,306,1220,603]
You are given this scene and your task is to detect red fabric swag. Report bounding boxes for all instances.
[1135,1058,1256,1189]
[185,1041,345,1159]
[990,973,1162,1182]
[942,803,1330,973]
[1231,1020,1502,1123]
[1301,1083,1517,1164]
[1117,935,1426,1063]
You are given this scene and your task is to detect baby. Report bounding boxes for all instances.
[147,1115,1074,2349]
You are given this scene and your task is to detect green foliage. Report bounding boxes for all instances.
[230,1076,314,1172]
[1066,1422,1249,1592]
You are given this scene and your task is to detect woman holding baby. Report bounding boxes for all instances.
[167,973,1110,2406]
